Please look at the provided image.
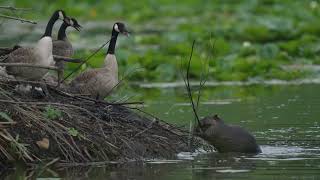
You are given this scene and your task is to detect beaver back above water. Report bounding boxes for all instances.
[195,115,261,154]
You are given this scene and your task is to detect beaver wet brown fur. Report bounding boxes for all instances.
[194,114,261,154]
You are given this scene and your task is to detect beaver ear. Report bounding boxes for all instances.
[213,114,221,121]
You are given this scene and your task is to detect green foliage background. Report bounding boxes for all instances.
[2,0,320,81]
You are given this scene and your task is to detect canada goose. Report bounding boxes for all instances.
[53,18,82,85]
[70,22,129,99]
[4,10,69,81]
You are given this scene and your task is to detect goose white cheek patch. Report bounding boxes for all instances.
[114,24,120,32]
[59,11,64,20]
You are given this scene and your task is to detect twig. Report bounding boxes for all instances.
[0,6,32,11]
[0,63,59,71]
[183,40,201,126]
[0,14,36,24]
[195,40,214,109]
[107,67,144,98]
[130,107,190,136]
[53,55,82,63]
[62,37,114,82]
[47,86,144,106]
[57,160,123,167]
[0,122,16,125]
[42,158,60,169]
[0,99,101,122]
[132,121,156,138]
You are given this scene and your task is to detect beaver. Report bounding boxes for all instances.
[194,114,261,154]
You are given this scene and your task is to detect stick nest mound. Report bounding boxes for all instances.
[0,78,198,165]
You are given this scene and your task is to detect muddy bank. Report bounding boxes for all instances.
[0,78,203,166]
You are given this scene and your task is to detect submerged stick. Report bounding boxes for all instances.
[0,14,37,24]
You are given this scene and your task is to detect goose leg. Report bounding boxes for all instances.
[57,69,62,88]
[30,82,49,98]
[95,93,100,100]
[30,85,44,98]
[40,81,50,97]
[56,62,64,88]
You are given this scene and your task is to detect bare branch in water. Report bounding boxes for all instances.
[196,39,215,110]
[0,14,36,24]
[180,40,202,126]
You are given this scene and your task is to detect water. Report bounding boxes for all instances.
[2,84,320,179]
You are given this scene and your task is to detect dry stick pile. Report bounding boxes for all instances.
[0,78,198,166]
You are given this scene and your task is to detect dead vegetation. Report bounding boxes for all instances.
[0,78,200,166]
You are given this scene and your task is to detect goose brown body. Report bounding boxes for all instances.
[53,40,73,57]
[52,18,81,84]
[69,22,128,99]
[6,41,54,81]
[4,10,68,81]
[70,54,118,98]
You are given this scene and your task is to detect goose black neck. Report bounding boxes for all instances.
[42,14,58,38]
[57,22,69,40]
[107,30,119,55]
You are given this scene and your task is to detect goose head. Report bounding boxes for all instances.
[70,18,82,31]
[53,10,70,24]
[113,22,129,36]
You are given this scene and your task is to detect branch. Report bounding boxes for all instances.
[0,63,58,71]
[0,14,37,24]
[107,67,144,98]
[47,85,144,106]
[53,55,82,63]
[62,37,114,83]
[196,40,215,109]
[0,6,32,11]
[184,40,201,126]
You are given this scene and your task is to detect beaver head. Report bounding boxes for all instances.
[194,114,224,137]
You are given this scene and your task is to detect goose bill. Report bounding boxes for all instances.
[74,24,82,32]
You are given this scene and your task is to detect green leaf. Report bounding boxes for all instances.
[44,106,62,120]
[68,128,79,137]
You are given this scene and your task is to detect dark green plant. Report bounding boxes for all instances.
[43,106,62,120]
